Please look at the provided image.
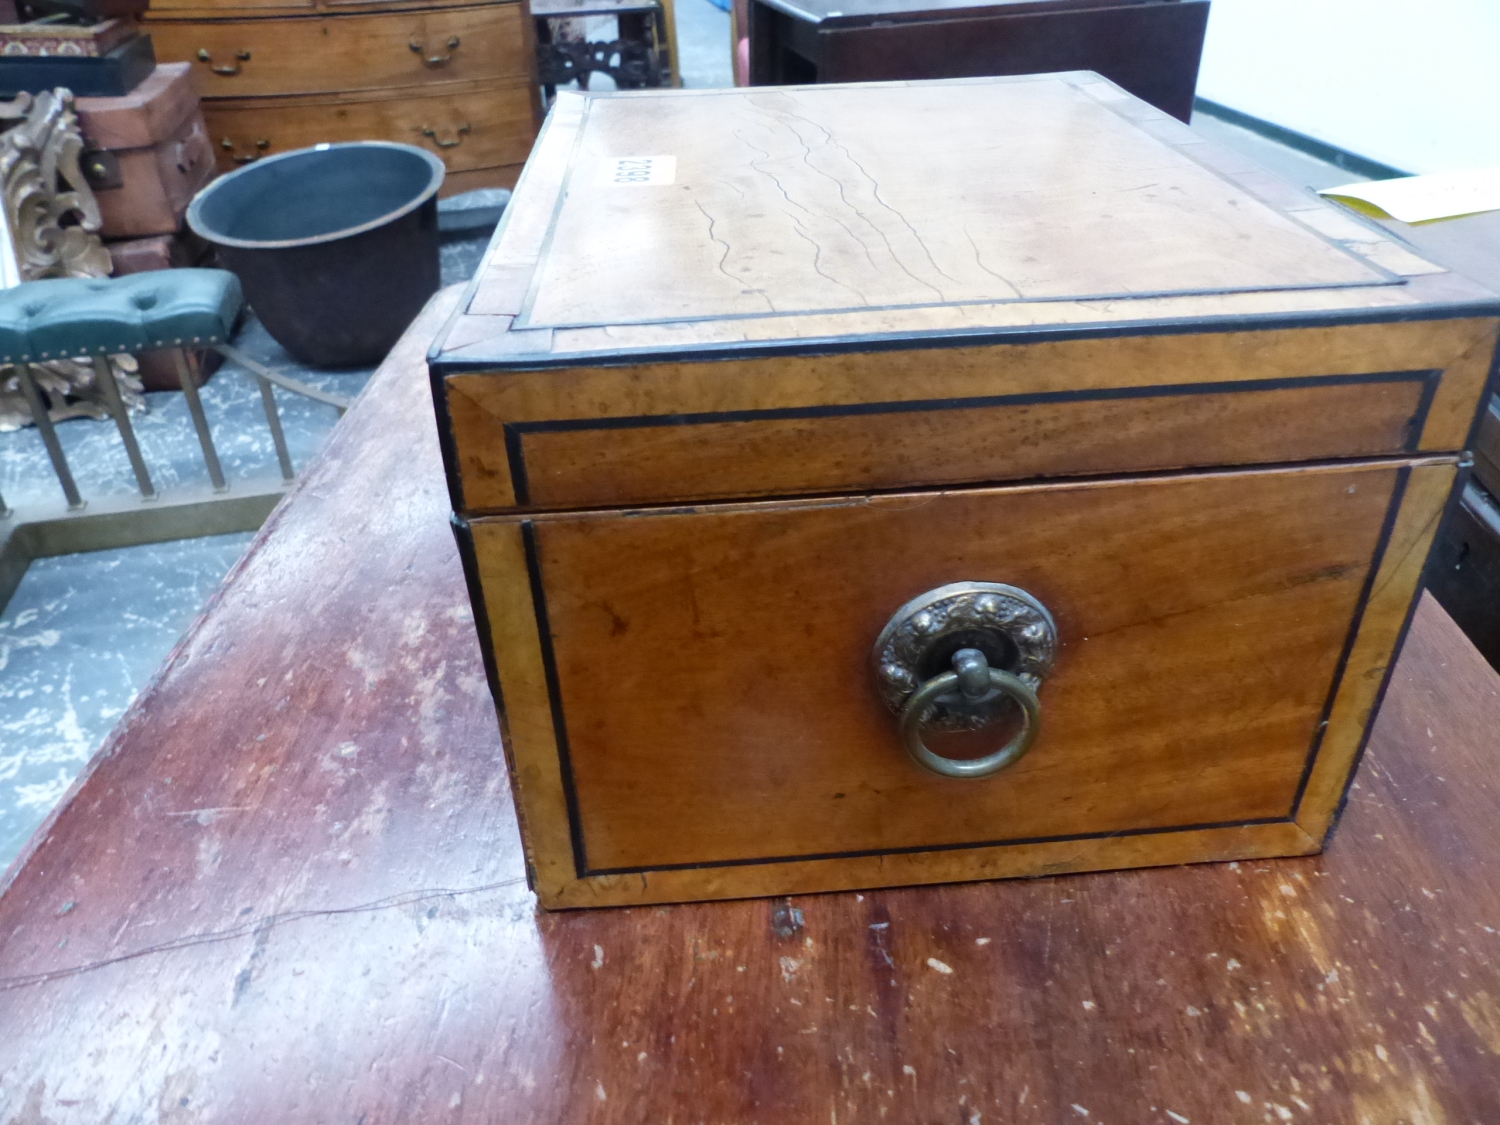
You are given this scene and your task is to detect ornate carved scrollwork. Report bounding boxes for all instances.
[0,89,142,433]
[0,353,143,432]
[0,89,112,281]
[537,37,661,90]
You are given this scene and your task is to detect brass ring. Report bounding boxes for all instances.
[898,667,1041,779]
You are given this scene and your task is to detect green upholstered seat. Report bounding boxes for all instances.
[0,269,243,363]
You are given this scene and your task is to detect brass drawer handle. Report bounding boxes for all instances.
[410,36,461,67]
[421,123,470,148]
[221,137,271,164]
[198,48,251,76]
[874,582,1057,779]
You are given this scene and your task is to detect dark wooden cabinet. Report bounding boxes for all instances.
[1427,481,1500,669]
[747,0,1209,122]
[1394,210,1500,670]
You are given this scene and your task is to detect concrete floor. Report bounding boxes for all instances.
[0,532,255,863]
[0,230,489,871]
[0,43,1364,872]
[676,0,733,88]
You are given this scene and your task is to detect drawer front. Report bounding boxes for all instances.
[146,0,502,22]
[148,0,311,15]
[203,80,537,174]
[467,459,1454,905]
[149,4,529,98]
[441,162,522,197]
[441,319,1499,513]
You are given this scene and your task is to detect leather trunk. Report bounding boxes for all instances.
[76,61,217,238]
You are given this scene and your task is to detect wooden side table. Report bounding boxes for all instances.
[532,0,677,97]
[746,0,1210,121]
[6,286,1500,1122]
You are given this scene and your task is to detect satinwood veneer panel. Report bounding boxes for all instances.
[442,319,1495,513]
[465,460,1454,904]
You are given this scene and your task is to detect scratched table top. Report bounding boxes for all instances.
[3,287,1500,1123]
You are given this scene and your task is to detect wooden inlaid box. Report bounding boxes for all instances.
[428,75,1500,909]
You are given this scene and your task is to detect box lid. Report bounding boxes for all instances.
[75,61,199,151]
[434,74,1500,370]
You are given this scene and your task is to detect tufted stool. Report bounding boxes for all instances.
[0,269,348,509]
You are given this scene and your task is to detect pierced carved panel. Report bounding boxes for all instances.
[0,89,141,432]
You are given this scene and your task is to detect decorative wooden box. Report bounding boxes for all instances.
[428,75,1500,909]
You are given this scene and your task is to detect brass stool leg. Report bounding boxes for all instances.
[173,349,228,492]
[211,343,357,483]
[255,376,295,483]
[15,362,84,510]
[92,355,156,500]
[213,343,351,414]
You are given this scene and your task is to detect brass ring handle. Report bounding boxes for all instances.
[198,48,251,76]
[873,581,1057,779]
[421,123,470,148]
[898,651,1041,779]
[409,36,461,67]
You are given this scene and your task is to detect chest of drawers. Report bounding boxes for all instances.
[144,0,540,193]
[429,75,1500,908]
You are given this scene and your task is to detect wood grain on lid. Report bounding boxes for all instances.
[516,77,1392,330]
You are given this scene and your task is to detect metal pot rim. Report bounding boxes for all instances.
[186,141,447,251]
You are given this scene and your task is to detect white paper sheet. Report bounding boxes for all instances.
[1319,168,1500,224]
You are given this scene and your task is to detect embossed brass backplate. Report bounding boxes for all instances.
[872,582,1057,732]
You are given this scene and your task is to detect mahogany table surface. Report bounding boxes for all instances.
[4,286,1500,1124]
